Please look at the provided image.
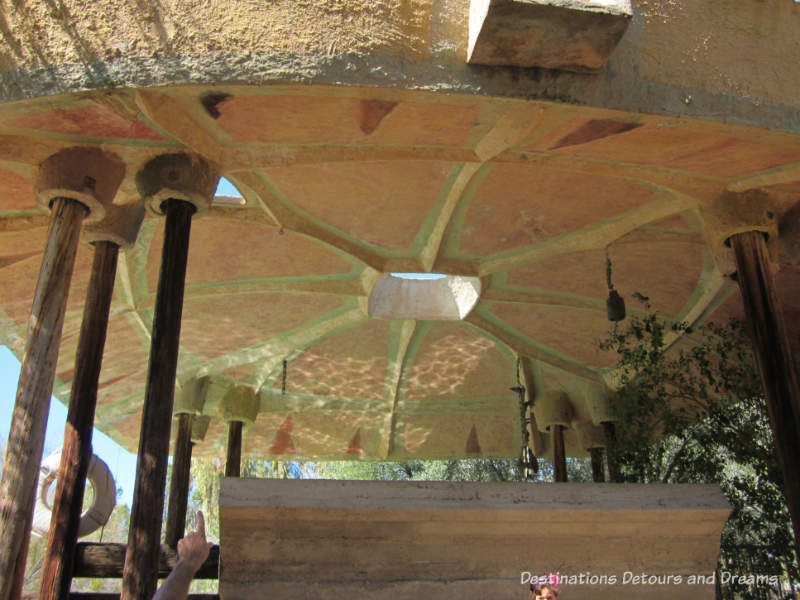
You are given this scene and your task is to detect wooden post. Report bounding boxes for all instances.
[730,230,800,557]
[164,414,194,548]
[225,421,243,478]
[602,421,621,482]
[122,200,196,600]
[38,241,119,600]
[0,198,87,600]
[551,425,567,482]
[590,447,605,483]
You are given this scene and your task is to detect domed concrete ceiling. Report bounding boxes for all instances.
[1,85,800,461]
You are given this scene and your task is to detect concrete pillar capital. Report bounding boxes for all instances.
[584,384,616,425]
[220,385,260,425]
[83,202,145,248]
[533,389,573,432]
[136,153,219,217]
[35,147,126,224]
[173,377,211,415]
[701,189,779,275]
[575,422,606,451]
[190,415,211,445]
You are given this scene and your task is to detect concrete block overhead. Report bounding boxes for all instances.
[468,0,633,71]
[220,478,731,600]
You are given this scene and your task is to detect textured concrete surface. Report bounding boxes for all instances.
[467,0,632,71]
[0,82,799,460]
[219,478,730,599]
[0,1,799,134]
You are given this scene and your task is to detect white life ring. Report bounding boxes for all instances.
[32,448,116,538]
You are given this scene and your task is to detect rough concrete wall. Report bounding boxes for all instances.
[637,0,800,106]
[1,0,799,132]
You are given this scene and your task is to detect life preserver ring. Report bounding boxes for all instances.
[31,448,116,538]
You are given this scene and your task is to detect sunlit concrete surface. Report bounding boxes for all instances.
[219,478,731,600]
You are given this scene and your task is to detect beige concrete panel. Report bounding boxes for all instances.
[220,479,730,600]
[240,412,385,459]
[216,94,478,147]
[551,124,800,179]
[93,312,151,399]
[2,103,163,140]
[0,168,34,210]
[506,239,705,318]
[179,293,349,362]
[265,161,459,252]
[145,219,353,292]
[262,319,391,403]
[397,414,516,457]
[459,165,660,257]
[402,322,515,401]
[490,303,618,368]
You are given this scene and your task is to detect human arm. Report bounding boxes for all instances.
[153,511,213,600]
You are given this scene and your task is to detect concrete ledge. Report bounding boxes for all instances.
[220,479,730,600]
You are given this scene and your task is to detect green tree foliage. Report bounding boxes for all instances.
[599,307,798,594]
[21,489,131,597]
[314,456,594,483]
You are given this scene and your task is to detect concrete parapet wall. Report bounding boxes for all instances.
[220,478,731,599]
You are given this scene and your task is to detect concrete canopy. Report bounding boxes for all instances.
[1,0,800,462]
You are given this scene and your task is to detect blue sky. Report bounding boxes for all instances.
[0,345,138,506]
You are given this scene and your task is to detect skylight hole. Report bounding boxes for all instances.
[369,274,481,320]
[214,177,246,205]
[391,273,447,280]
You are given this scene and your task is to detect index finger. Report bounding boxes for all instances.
[196,510,206,538]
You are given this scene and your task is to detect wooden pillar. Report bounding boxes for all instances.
[122,199,196,600]
[164,413,195,548]
[551,425,567,483]
[602,421,621,482]
[730,230,800,556]
[225,421,243,478]
[38,241,119,600]
[590,447,605,483]
[0,198,87,600]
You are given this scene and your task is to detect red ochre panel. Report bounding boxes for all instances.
[265,161,457,251]
[0,169,34,210]
[147,221,352,292]
[180,292,348,361]
[459,166,656,257]
[268,319,390,403]
[215,95,477,147]
[490,303,617,368]
[507,240,705,318]
[400,415,515,456]
[241,413,382,458]
[4,105,163,140]
[403,322,514,401]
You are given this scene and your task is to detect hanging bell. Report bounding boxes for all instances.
[606,289,626,322]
